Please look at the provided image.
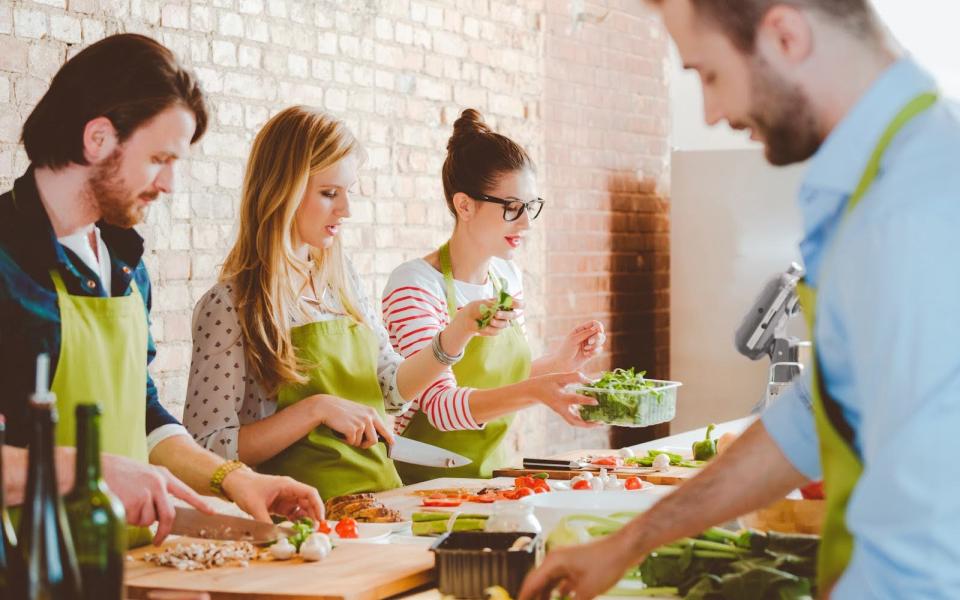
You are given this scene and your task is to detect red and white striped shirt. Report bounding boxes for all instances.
[381,257,526,433]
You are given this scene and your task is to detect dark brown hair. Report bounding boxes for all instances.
[22,33,208,169]
[647,0,879,52]
[441,109,534,218]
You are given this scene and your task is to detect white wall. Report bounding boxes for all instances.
[670,149,805,431]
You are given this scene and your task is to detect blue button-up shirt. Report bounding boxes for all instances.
[761,58,960,597]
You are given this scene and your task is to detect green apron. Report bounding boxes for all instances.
[396,243,532,483]
[796,91,937,590]
[258,318,403,498]
[50,268,152,547]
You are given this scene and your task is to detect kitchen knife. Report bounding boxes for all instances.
[170,508,294,544]
[333,431,472,468]
[387,435,472,468]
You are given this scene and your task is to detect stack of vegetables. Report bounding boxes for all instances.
[547,514,819,599]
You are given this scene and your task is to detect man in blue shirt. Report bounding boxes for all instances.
[521,1,960,598]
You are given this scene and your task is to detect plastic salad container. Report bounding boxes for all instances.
[572,370,682,427]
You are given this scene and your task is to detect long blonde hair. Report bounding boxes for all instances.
[221,106,366,395]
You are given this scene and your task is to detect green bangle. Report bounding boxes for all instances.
[210,460,247,498]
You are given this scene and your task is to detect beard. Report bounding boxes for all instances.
[86,148,157,228]
[742,56,823,166]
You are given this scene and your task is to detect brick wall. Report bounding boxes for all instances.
[0,0,670,459]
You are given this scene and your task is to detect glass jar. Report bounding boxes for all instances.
[484,502,541,534]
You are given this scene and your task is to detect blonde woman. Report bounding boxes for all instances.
[182,106,515,498]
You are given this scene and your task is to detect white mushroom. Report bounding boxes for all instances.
[618,447,635,459]
[299,533,332,561]
[653,453,671,471]
[269,537,296,560]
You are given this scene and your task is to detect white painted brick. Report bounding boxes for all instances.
[223,72,269,100]
[216,101,244,127]
[49,13,81,43]
[238,44,261,68]
[339,35,360,59]
[219,12,244,37]
[0,38,27,73]
[349,89,374,112]
[81,18,105,43]
[244,104,269,129]
[0,76,9,103]
[412,27,431,49]
[218,160,243,189]
[0,111,19,144]
[267,0,287,17]
[190,5,213,32]
[443,9,462,32]
[416,77,450,102]
[325,88,347,112]
[433,31,466,57]
[28,43,63,80]
[262,48,287,74]
[334,61,351,85]
[161,4,188,29]
[14,8,47,40]
[131,0,162,24]
[189,38,208,63]
[410,1,426,23]
[374,17,393,41]
[312,58,332,80]
[374,43,402,67]
[194,67,224,94]
[239,0,264,14]
[14,76,47,106]
[317,31,337,55]
[34,0,66,8]
[288,53,309,78]
[463,16,480,38]
[352,64,373,87]
[0,4,11,35]
[159,31,190,57]
[211,40,237,67]
[374,69,394,90]
[395,22,413,45]
[189,159,218,186]
[247,18,269,42]
[425,5,443,28]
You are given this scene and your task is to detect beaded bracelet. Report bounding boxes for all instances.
[209,460,248,498]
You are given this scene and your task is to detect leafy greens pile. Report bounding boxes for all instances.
[577,368,664,425]
[637,528,820,599]
[476,277,514,329]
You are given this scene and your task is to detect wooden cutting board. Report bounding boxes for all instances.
[124,540,435,600]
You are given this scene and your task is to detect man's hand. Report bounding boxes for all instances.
[221,468,324,523]
[101,453,214,545]
[519,534,636,600]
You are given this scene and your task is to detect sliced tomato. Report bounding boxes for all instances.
[316,519,332,534]
[335,517,359,539]
[624,476,643,490]
[515,487,535,498]
[572,479,593,490]
[591,456,622,467]
[466,494,497,503]
[422,498,463,508]
[498,489,521,500]
[800,480,825,500]
[532,480,551,493]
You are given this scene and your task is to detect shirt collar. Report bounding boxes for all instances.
[802,57,939,197]
[8,167,145,276]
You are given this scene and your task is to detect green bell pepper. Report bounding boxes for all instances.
[692,423,718,461]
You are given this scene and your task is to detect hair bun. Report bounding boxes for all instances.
[448,108,492,152]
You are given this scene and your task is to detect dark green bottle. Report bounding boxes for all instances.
[1,413,26,596]
[65,404,125,600]
[19,397,82,600]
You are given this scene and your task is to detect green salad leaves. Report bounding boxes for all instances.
[577,368,664,425]
[476,277,514,329]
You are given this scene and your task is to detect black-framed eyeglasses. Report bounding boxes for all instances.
[471,193,545,222]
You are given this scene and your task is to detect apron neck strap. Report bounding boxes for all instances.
[49,269,68,295]
[438,242,497,321]
[846,92,938,216]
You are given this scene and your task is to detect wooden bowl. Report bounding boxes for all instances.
[738,497,825,535]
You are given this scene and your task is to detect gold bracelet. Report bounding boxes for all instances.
[209,460,248,498]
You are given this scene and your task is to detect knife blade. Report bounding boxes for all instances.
[170,508,293,544]
[388,436,471,468]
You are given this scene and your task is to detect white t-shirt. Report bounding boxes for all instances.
[58,224,111,292]
[381,257,526,434]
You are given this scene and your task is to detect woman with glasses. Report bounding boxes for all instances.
[381,109,607,483]
[182,107,517,499]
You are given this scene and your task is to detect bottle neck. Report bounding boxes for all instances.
[74,411,103,489]
[26,404,59,498]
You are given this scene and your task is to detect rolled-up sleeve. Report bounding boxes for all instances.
[760,371,821,480]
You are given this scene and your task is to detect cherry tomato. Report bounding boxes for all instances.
[572,479,593,491]
[533,480,551,493]
[335,518,359,539]
[467,494,497,503]
[515,476,537,489]
[591,456,622,467]
[624,476,643,490]
[498,489,520,500]
[317,520,332,534]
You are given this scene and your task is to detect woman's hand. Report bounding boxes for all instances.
[523,371,601,427]
[441,297,524,355]
[310,394,395,449]
[548,320,606,372]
